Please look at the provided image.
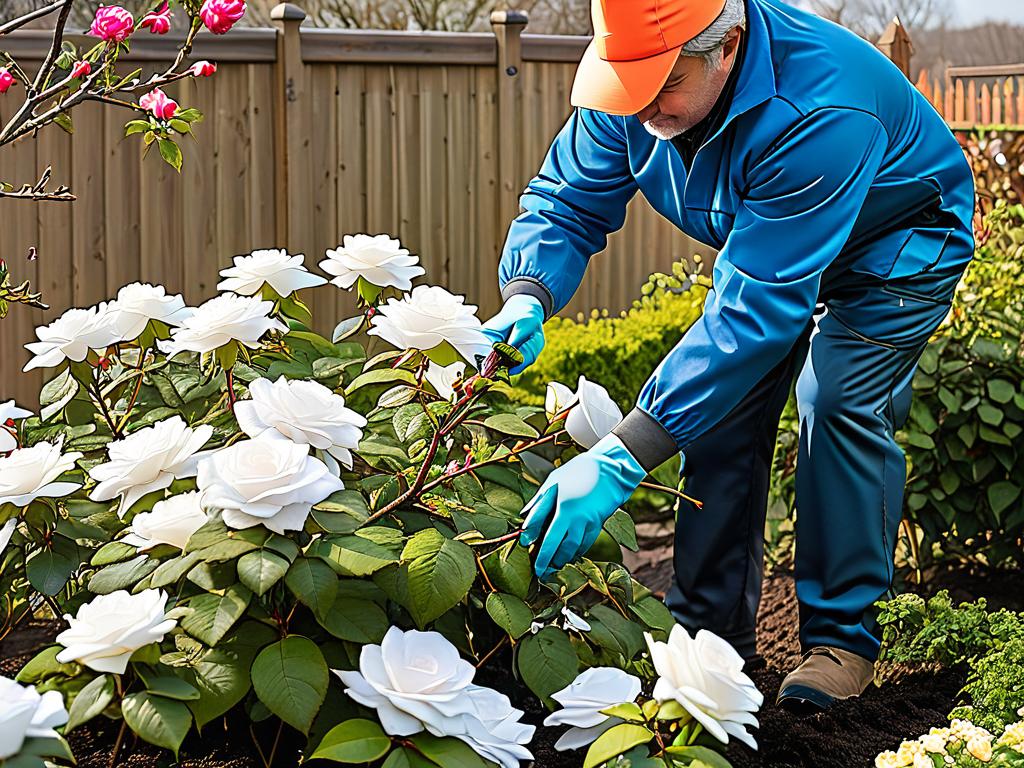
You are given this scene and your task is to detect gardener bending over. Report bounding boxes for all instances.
[481,0,976,714]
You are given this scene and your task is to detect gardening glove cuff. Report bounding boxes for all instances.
[612,406,681,474]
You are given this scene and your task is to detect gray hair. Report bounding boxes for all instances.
[680,0,746,70]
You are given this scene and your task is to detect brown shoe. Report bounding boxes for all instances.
[775,646,875,714]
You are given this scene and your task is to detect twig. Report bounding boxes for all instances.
[638,481,703,509]
[475,635,507,669]
[108,719,128,768]
[419,431,562,495]
[0,0,66,36]
[114,349,149,434]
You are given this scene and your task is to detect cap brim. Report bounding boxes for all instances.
[570,38,681,116]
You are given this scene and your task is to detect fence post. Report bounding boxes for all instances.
[490,10,528,225]
[876,16,913,79]
[271,3,309,252]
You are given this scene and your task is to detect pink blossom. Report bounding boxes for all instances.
[199,0,245,35]
[0,68,15,94]
[140,2,172,34]
[139,87,178,120]
[71,60,92,79]
[88,5,135,42]
[188,60,217,77]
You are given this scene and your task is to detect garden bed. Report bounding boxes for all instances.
[3,560,1020,768]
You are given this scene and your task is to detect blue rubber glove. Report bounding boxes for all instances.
[519,432,647,579]
[481,294,545,375]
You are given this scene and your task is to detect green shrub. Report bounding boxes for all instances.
[951,638,1024,734]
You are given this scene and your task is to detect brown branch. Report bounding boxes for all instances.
[0,0,66,37]
[30,0,75,95]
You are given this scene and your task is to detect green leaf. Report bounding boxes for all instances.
[66,674,115,732]
[331,315,365,343]
[180,584,252,646]
[149,550,204,588]
[377,384,417,409]
[604,509,639,552]
[121,692,193,759]
[978,403,1004,426]
[583,723,655,768]
[251,636,329,735]
[316,597,388,644]
[26,547,78,596]
[315,534,397,577]
[54,112,74,134]
[139,674,200,701]
[987,379,1016,404]
[286,556,339,615]
[987,481,1020,518]
[629,595,676,635]
[402,529,476,627]
[157,137,183,172]
[313,490,370,521]
[599,702,646,723]
[483,413,539,438]
[382,746,439,768]
[485,592,534,639]
[15,646,79,684]
[664,745,734,768]
[905,432,936,450]
[39,368,79,420]
[237,550,289,596]
[345,368,417,396]
[481,544,532,600]
[409,733,490,768]
[310,718,391,763]
[91,541,139,566]
[517,626,579,708]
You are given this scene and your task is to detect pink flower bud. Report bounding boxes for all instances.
[0,68,16,94]
[139,87,178,120]
[199,0,246,35]
[140,1,172,34]
[70,60,92,79]
[88,5,135,42]
[188,60,217,77]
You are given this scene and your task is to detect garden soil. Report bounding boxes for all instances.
[1,563,1020,768]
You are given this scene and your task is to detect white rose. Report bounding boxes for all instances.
[55,589,177,674]
[121,491,209,551]
[334,626,534,768]
[320,234,425,292]
[645,625,763,750]
[0,439,83,507]
[368,285,491,366]
[544,667,643,751]
[0,677,69,759]
[109,282,193,340]
[545,381,577,421]
[0,400,33,453]
[565,376,623,449]
[217,249,326,297]
[158,293,288,358]
[234,376,367,469]
[197,435,344,534]
[88,416,214,516]
[22,304,122,371]
[0,518,17,559]
[424,361,466,401]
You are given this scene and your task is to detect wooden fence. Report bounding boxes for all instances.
[916,64,1024,130]
[0,6,715,407]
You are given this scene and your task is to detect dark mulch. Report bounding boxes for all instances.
[3,561,1020,768]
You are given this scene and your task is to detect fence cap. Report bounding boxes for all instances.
[271,3,306,22]
[490,10,529,26]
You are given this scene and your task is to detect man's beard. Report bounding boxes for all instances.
[642,117,688,141]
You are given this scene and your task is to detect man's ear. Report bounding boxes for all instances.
[723,26,743,62]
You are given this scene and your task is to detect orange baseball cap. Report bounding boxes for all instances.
[571,0,727,116]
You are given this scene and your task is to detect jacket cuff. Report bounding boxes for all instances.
[611,407,679,474]
[500,277,555,321]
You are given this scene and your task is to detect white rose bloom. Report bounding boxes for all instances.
[0,518,17,558]
[368,285,491,365]
[88,416,214,517]
[334,627,534,768]
[157,293,288,358]
[565,376,623,449]
[645,625,763,750]
[109,282,192,340]
[0,400,33,453]
[0,677,69,759]
[234,376,367,469]
[320,234,425,292]
[121,491,209,551]
[424,361,466,401]
[544,667,643,751]
[545,382,577,421]
[217,249,327,297]
[55,589,177,674]
[0,439,83,507]
[197,435,344,534]
[22,304,122,371]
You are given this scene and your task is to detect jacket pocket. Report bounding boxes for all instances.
[885,225,953,280]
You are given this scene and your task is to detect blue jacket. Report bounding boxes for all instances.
[497,0,976,471]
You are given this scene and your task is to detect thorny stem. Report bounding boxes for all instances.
[469,529,523,547]
[225,368,237,411]
[419,431,562,495]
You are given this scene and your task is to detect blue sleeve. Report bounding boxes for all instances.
[619,107,889,467]
[497,107,639,318]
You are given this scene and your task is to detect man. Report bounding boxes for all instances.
[481,0,975,713]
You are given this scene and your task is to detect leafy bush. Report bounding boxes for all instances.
[951,639,1024,734]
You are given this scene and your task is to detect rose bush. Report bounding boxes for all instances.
[0,239,758,768]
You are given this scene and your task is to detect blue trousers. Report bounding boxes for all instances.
[663,244,971,663]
